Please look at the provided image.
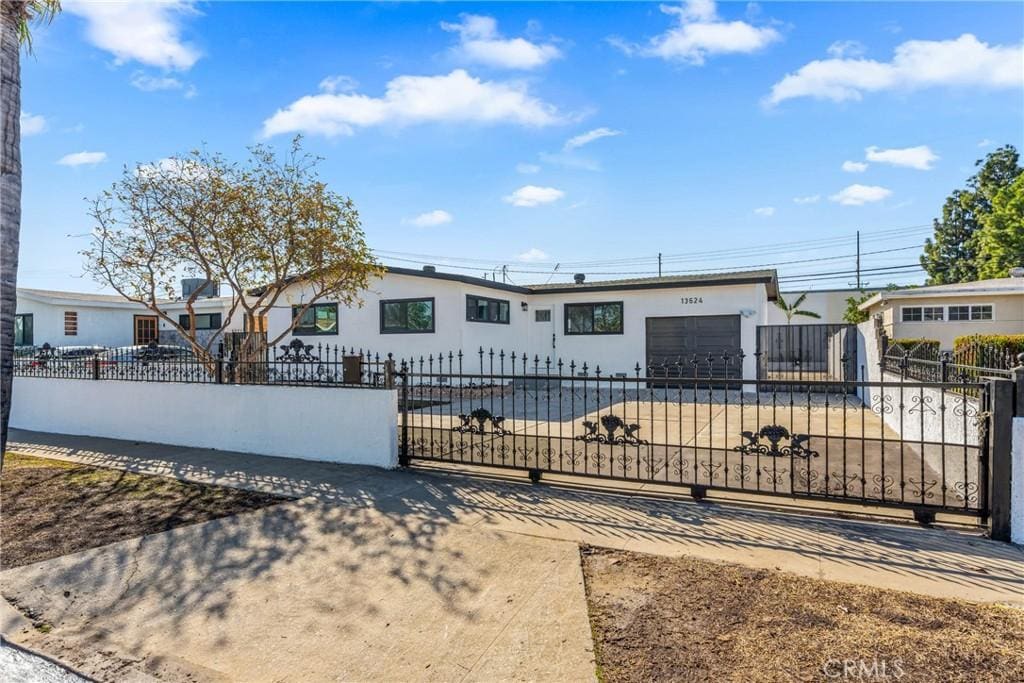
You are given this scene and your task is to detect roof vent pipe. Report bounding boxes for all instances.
[423,265,436,273]
[1010,266,1024,278]
[574,273,586,285]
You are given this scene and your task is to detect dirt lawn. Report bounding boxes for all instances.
[582,546,1024,683]
[1,451,287,569]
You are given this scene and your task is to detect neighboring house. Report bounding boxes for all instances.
[15,285,236,350]
[858,273,1024,350]
[262,266,779,378]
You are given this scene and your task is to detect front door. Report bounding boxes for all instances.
[134,315,159,345]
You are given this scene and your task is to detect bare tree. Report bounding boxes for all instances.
[83,137,383,368]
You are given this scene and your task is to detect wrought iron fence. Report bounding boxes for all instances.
[881,338,1013,386]
[397,347,991,520]
[13,340,392,388]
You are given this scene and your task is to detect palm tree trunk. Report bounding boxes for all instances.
[0,7,22,465]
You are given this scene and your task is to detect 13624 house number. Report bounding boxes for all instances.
[680,296,704,304]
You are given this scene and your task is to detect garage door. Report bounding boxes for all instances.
[645,315,742,379]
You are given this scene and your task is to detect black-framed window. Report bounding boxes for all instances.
[466,295,509,324]
[901,307,922,322]
[380,298,434,334]
[178,312,223,331]
[292,303,338,335]
[564,302,623,335]
[15,313,33,346]
[948,305,970,321]
[970,304,993,320]
[534,309,551,322]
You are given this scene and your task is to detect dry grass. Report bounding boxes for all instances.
[582,546,1024,682]
[1,451,287,569]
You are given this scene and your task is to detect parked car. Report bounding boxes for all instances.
[15,344,107,376]
[97,344,209,381]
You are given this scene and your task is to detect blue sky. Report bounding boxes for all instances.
[19,1,1024,292]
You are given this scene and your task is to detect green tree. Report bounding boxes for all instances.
[83,137,384,366]
[2,1,62,464]
[977,174,1024,279]
[920,145,1022,284]
[774,292,821,324]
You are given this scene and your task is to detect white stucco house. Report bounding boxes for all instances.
[17,266,894,378]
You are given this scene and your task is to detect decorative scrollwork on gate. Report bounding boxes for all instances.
[452,408,510,435]
[277,338,318,362]
[733,425,819,459]
[575,414,648,445]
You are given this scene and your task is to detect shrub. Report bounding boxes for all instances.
[888,338,940,359]
[953,334,1024,369]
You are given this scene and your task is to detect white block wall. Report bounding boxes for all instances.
[12,377,398,468]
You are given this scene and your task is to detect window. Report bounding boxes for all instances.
[466,295,509,324]
[922,307,943,321]
[15,314,33,346]
[380,298,434,334]
[534,309,551,322]
[292,304,338,335]
[901,307,923,322]
[178,312,222,331]
[948,305,970,321]
[970,305,993,320]
[64,311,78,336]
[564,302,624,335]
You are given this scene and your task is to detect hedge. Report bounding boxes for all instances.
[953,334,1024,369]
[887,338,940,359]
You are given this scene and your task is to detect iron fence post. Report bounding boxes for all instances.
[383,357,396,390]
[940,352,950,383]
[987,377,1013,541]
[92,354,100,381]
[216,343,224,384]
[399,360,410,467]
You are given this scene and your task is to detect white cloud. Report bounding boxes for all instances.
[865,145,938,170]
[753,206,775,216]
[503,185,565,207]
[612,1,781,65]
[319,75,359,93]
[977,138,993,148]
[130,71,195,97]
[20,111,46,136]
[441,14,561,69]
[404,210,453,228]
[792,194,820,204]
[827,40,866,59]
[517,247,550,262]
[136,157,210,181]
[829,184,892,206]
[563,127,622,151]
[57,151,107,167]
[262,69,563,138]
[538,151,602,171]
[766,33,1023,106]
[516,162,541,174]
[842,160,868,173]
[64,0,200,70]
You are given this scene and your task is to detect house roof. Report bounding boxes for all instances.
[385,266,780,299]
[858,277,1024,311]
[18,287,231,309]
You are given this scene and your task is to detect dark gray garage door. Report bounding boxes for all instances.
[645,315,742,379]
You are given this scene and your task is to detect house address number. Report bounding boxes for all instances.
[681,296,704,304]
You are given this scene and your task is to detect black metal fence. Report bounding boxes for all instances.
[397,348,991,521]
[13,340,392,388]
[756,324,858,389]
[881,338,1014,385]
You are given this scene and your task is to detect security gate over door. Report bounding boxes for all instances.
[757,324,858,389]
[399,349,990,523]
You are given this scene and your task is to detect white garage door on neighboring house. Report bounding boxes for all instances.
[645,315,742,378]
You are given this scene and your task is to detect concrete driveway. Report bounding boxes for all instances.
[5,429,1023,682]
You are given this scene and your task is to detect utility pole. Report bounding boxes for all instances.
[658,252,662,278]
[856,230,862,290]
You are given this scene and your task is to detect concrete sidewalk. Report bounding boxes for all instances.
[4,430,1024,681]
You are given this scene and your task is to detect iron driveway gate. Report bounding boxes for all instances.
[398,350,991,524]
[757,324,858,391]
